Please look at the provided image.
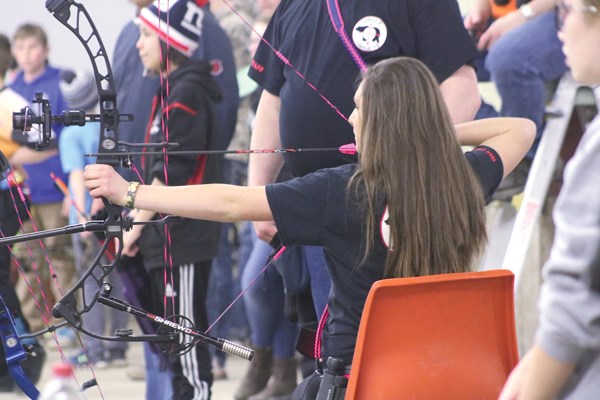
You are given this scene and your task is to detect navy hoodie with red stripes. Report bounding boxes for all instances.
[138,59,223,269]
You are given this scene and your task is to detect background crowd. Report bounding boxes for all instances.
[1,0,599,399]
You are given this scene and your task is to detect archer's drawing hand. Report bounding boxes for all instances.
[84,164,129,206]
[253,220,278,244]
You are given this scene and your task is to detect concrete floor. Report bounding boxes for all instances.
[3,331,250,399]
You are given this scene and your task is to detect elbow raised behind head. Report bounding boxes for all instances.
[522,118,537,147]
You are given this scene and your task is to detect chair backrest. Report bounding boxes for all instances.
[345,269,519,400]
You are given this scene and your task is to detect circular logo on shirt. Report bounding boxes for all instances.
[352,16,387,52]
[380,205,391,249]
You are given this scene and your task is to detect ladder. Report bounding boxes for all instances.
[482,73,599,288]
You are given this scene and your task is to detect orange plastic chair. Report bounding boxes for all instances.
[345,269,519,400]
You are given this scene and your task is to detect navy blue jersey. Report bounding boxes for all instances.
[265,146,502,362]
[250,0,478,177]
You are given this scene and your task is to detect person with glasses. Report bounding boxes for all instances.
[464,0,567,201]
[554,0,600,28]
[500,1,600,398]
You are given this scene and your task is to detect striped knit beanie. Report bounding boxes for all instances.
[139,0,208,57]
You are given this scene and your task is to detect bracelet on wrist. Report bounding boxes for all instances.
[125,182,140,209]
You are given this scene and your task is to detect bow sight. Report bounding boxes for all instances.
[12,92,52,150]
[12,91,133,151]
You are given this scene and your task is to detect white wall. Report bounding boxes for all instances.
[1,0,136,73]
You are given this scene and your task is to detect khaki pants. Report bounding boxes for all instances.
[14,202,75,332]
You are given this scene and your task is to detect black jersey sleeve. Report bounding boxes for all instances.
[265,165,356,246]
[465,146,504,204]
[247,0,289,95]
[265,169,328,246]
[409,0,479,83]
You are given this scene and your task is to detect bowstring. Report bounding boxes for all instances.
[156,0,179,333]
[4,169,101,397]
[205,246,286,334]
[114,0,358,348]
[7,0,359,381]
[219,0,351,122]
[199,0,358,333]
[8,177,63,312]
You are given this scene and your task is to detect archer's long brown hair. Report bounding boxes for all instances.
[350,57,487,279]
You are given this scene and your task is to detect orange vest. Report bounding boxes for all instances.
[490,0,518,18]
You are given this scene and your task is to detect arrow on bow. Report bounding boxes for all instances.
[3,0,366,395]
[84,143,357,164]
[1,0,254,396]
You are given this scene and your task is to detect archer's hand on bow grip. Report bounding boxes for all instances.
[84,164,130,207]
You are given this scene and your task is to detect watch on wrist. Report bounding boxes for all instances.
[519,4,536,20]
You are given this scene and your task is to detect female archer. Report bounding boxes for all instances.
[85,56,535,398]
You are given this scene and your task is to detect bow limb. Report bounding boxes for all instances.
[45,0,127,327]
[1,4,255,386]
[43,0,253,360]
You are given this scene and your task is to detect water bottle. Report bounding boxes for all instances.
[38,362,83,400]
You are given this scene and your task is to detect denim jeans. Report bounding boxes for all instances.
[207,221,253,366]
[207,160,253,367]
[72,234,129,360]
[476,11,568,159]
[143,342,173,400]
[241,239,299,358]
[302,246,331,321]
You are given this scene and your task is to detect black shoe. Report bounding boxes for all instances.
[106,349,127,367]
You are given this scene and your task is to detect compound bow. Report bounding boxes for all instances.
[0,0,254,397]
